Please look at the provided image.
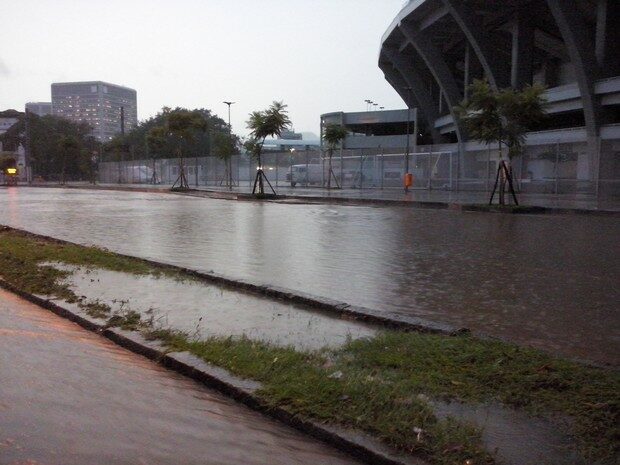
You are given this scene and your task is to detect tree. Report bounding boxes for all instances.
[246,101,291,196]
[322,124,348,189]
[456,79,546,205]
[57,135,80,185]
[213,131,238,189]
[106,107,230,161]
[148,108,208,190]
[146,125,167,184]
[0,112,96,181]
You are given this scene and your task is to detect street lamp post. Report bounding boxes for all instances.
[223,101,235,189]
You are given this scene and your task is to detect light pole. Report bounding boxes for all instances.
[373,103,378,111]
[404,87,412,194]
[223,101,235,189]
[364,99,371,111]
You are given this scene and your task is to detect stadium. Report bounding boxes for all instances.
[379,0,619,196]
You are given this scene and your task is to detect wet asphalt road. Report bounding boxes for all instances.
[1,187,618,365]
[0,289,360,465]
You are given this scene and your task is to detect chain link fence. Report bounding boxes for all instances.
[95,138,618,196]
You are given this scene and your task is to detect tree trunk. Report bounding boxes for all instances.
[327,150,333,189]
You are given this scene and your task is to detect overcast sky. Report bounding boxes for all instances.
[1,0,407,137]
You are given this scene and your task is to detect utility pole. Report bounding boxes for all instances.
[223,101,235,189]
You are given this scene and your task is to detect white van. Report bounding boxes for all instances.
[286,164,323,187]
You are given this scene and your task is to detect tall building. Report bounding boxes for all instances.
[51,81,137,141]
[25,102,52,116]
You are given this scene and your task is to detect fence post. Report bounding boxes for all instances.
[427,148,432,190]
[448,151,453,191]
[456,146,460,192]
[305,150,309,188]
[555,141,560,195]
[486,145,491,191]
[359,150,363,189]
[339,147,343,188]
[380,148,384,189]
[321,151,325,188]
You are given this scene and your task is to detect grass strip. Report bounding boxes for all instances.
[0,226,618,464]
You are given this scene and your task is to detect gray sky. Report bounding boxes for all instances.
[1,0,407,137]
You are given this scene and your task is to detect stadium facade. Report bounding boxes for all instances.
[379,0,619,196]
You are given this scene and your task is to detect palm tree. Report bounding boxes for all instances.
[322,124,348,189]
[456,79,546,205]
[246,101,291,196]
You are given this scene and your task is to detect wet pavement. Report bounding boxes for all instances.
[1,187,619,365]
[0,289,361,465]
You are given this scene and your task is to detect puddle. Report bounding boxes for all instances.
[432,400,583,465]
[53,264,376,350]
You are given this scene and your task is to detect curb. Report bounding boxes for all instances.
[0,277,428,465]
[0,225,462,336]
[20,183,620,217]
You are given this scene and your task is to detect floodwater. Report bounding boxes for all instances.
[432,400,582,465]
[0,289,361,465]
[56,264,376,350]
[1,187,618,365]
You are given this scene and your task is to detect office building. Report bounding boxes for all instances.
[51,81,137,141]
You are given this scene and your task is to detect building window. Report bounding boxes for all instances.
[91,85,97,93]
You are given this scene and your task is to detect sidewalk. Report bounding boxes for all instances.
[0,288,359,465]
[17,181,620,213]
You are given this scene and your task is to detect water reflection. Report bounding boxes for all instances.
[0,187,618,365]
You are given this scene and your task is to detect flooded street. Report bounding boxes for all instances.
[56,264,376,350]
[0,289,360,465]
[1,187,618,365]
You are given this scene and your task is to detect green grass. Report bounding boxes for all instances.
[144,328,618,465]
[1,226,618,464]
[0,227,184,296]
[0,226,182,318]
